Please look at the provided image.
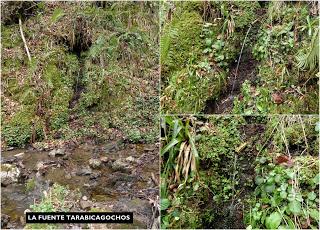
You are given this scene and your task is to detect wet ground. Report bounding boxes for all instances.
[203,48,258,114]
[1,142,159,229]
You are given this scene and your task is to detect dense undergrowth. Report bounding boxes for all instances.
[161,115,319,229]
[1,2,159,147]
[160,1,319,114]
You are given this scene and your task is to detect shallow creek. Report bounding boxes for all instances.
[1,142,159,229]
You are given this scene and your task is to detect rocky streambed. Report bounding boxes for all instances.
[1,141,160,229]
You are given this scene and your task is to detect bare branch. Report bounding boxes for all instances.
[19,18,31,62]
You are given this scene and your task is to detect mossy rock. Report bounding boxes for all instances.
[161,11,203,72]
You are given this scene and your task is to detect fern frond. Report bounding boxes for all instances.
[160,27,178,66]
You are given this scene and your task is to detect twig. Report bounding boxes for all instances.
[298,115,309,153]
[19,18,31,62]
[231,20,257,93]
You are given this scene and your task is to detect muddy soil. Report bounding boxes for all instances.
[203,11,265,114]
[1,142,159,229]
[204,49,258,114]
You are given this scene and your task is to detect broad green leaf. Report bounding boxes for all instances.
[160,198,170,211]
[255,176,264,185]
[309,209,319,221]
[308,191,316,201]
[280,191,287,199]
[312,174,320,185]
[161,138,179,156]
[205,38,212,46]
[288,200,301,215]
[51,8,65,23]
[265,212,282,229]
[264,183,275,193]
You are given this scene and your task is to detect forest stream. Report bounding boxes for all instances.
[1,142,159,229]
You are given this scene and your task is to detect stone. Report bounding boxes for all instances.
[80,200,92,210]
[111,159,130,173]
[125,156,135,162]
[100,156,109,163]
[48,149,65,157]
[65,174,72,180]
[89,159,101,169]
[89,172,101,180]
[36,161,45,171]
[82,196,88,201]
[76,167,92,176]
[1,214,10,228]
[1,164,20,186]
[14,152,24,159]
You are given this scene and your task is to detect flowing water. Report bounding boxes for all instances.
[1,142,159,229]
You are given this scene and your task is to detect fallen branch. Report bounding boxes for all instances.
[19,18,31,62]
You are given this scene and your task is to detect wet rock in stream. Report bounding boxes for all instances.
[1,164,20,186]
[48,148,66,157]
[89,158,102,169]
[13,152,25,159]
[1,214,10,228]
[1,143,159,229]
[79,200,93,210]
[111,159,132,173]
[76,166,92,176]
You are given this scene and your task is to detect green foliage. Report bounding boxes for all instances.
[253,23,295,62]
[233,81,274,115]
[296,29,319,72]
[162,62,226,113]
[245,157,319,229]
[197,117,244,203]
[161,11,203,72]
[25,178,36,192]
[267,116,319,156]
[27,184,75,229]
[51,8,65,23]
[2,2,159,145]
[161,116,199,229]
[50,87,73,130]
[2,106,35,147]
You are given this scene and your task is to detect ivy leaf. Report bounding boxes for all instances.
[280,191,287,199]
[288,200,301,215]
[205,38,212,47]
[309,209,319,221]
[160,198,170,211]
[265,212,282,229]
[255,176,264,185]
[264,183,275,193]
[308,191,316,201]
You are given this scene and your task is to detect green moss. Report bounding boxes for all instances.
[2,106,34,147]
[1,25,22,49]
[161,11,203,72]
[50,87,72,130]
[162,66,226,114]
[25,178,36,192]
